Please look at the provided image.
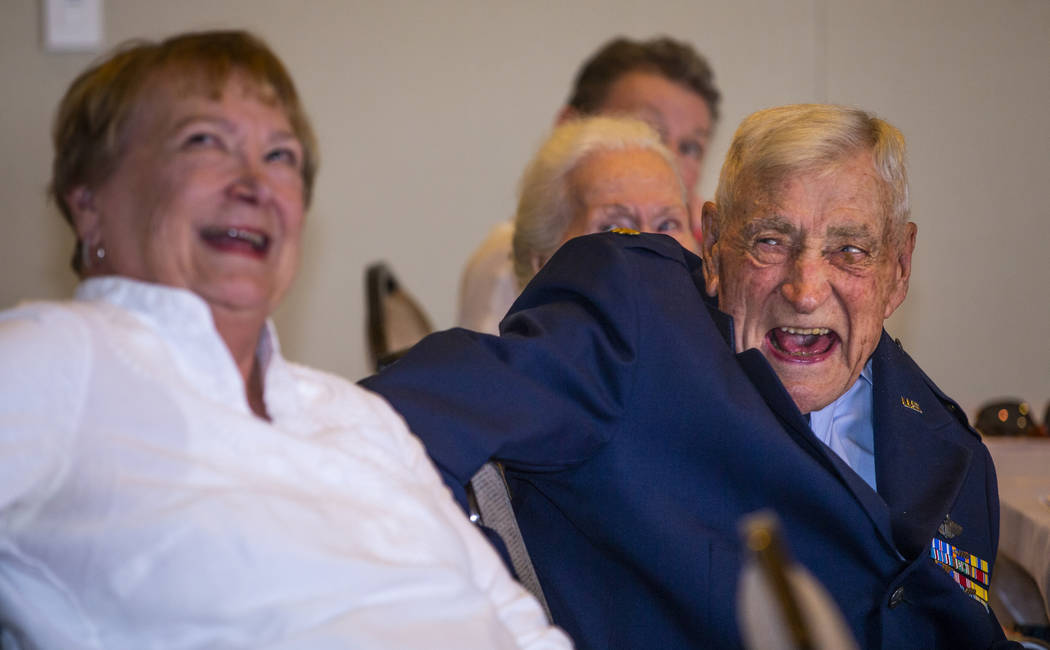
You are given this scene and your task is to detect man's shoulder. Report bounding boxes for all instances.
[505,231,722,347]
[534,231,702,292]
[513,231,708,318]
[560,230,699,265]
[873,333,977,439]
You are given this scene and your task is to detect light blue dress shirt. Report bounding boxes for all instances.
[808,360,876,491]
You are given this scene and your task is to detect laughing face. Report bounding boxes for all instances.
[702,151,916,414]
[68,71,306,324]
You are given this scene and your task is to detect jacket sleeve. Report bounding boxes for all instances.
[360,234,688,492]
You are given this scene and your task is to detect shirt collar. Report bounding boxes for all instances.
[75,277,295,418]
[808,358,877,489]
[858,358,873,386]
[810,359,874,424]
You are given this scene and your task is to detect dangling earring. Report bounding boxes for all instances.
[81,242,105,271]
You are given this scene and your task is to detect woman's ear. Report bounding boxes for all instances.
[530,253,547,276]
[65,185,102,245]
[700,202,721,297]
[65,185,109,275]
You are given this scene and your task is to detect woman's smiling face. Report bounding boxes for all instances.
[69,71,307,322]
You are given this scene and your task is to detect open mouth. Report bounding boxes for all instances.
[200,226,270,257]
[765,326,839,363]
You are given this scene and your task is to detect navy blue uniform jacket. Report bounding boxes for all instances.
[362,233,1011,649]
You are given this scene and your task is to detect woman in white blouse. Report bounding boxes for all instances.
[0,30,568,650]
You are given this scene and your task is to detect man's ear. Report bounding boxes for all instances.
[687,195,704,248]
[700,201,721,297]
[555,105,580,125]
[884,221,917,319]
[65,185,103,246]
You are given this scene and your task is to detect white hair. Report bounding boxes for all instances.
[512,116,682,288]
[714,104,910,238]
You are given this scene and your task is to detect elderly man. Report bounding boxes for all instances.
[363,105,1012,648]
[458,35,719,334]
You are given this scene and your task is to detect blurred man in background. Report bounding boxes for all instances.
[457,35,720,334]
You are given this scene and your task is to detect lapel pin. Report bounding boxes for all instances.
[939,515,963,539]
[900,396,923,413]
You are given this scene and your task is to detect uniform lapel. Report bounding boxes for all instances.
[704,297,899,552]
[734,345,897,547]
[871,332,973,559]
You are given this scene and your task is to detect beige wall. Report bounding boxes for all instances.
[1,0,1047,418]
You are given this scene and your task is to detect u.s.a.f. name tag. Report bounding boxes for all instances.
[930,538,990,607]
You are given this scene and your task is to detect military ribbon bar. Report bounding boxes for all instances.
[929,538,990,608]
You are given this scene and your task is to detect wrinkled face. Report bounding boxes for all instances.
[68,73,306,323]
[702,151,915,414]
[561,147,696,252]
[599,71,712,195]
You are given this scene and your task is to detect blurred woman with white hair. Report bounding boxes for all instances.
[512,116,695,289]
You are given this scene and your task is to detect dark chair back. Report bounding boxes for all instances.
[365,262,434,372]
